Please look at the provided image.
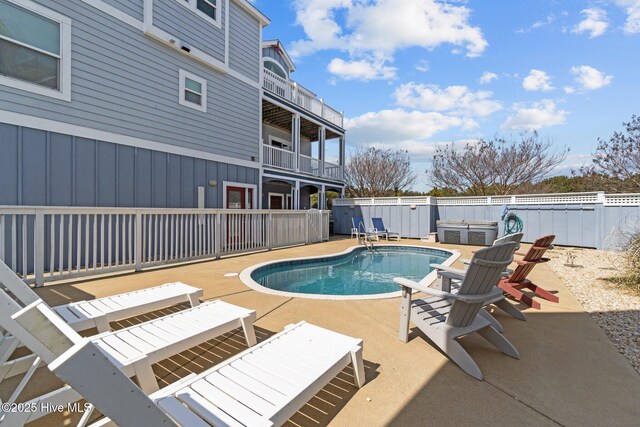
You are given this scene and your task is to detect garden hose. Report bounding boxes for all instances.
[504,212,524,235]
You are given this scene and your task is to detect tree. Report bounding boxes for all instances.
[581,115,640,192]
[427,131,567,196]
[345,147,417,197]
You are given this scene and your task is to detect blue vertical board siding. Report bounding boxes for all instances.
[0,125,258,209]
[0,124,19,204]
[49,133,73,206]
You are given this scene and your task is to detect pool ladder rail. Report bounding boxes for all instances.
[359,234,375,251]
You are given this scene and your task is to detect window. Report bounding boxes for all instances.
[263,59,287,79]
[0,0,71,100]
[179,69,207,112]
[269,136,291,150]
[178,0,221,28]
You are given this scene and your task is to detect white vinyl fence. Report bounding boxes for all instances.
[0,207,330,286]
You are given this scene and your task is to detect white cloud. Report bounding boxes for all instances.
[290,0,487,81]
[501,100,568,130]
[564,86,576,94]
[517,12,567,33]
[572,8,609,38]
[479,71,498,84]
[394,83,502,117]
[345,109,477,145]
[571,65,613,90]
[522,69,554,92]
[415,60,430,73]
[614,0,640,34]
[327,58,397,81]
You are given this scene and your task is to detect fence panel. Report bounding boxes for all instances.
[0,207,330,286]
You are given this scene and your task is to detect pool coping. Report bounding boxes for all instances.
[238,244,461,300]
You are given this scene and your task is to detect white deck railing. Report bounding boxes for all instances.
[333,192,640,207]
[299,154,320,176]
[263,144,295,171]
[263,69,344,128]
[0,207,330,286]
[324,161,343,180]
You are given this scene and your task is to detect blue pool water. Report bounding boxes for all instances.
[250,246,452,296]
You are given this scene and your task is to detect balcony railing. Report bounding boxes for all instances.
[263,144,295,170]
[262,144,343,181]
[263,68,344,128]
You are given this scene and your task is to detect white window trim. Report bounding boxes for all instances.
[0,0,71,101]
[178,69,207,112]
[175,0,222,29]
[269,135,292,149]
[268,192,285,209]
[222,181,258,209]
[262,58,288,79]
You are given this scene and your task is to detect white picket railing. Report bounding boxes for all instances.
[263,144,295,171]
[0,207,330,286]
[299,154,320,176]
[333,192,640,207]
[324,161,343,180]
[262,70,344,128]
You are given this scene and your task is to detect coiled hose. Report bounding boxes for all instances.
[504,212,523,235]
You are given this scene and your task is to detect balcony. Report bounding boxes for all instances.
[262,69,344,128]
[262,144,344,181]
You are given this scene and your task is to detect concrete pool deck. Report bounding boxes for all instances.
[3,237,640,426]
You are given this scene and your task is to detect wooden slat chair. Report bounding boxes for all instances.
[498,235,558,309]
[0,266,257,426]
[371,218,400,241]
[0,260,202,386]
[431,233,527,326]
[395,243,520,380]
[0,290,365,427]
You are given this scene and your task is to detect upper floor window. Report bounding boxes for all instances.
[179,0,221,28]
[179,69,207,112]
[263,59,287,79]
[0,0,71,101]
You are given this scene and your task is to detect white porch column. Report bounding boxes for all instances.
[319,126,326,178]
[320,184,326,209]
[339,136,346,180]
[293,114,301,172]
[294,180,300,210]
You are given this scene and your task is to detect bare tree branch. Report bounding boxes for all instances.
[345,147,417,197]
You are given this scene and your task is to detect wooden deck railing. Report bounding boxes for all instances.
[0,207,330,286]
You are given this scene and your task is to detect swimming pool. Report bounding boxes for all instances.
[240,245,459,300]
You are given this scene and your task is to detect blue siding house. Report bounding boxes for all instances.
[0,0,346,210]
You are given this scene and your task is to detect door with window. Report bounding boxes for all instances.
[225,186,254,250]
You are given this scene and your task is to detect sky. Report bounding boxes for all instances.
[252,0,640,191]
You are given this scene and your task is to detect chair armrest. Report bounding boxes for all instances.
[394,278,502,303]
[437,270,466,282]
[430,264,467,276]
[460,258,471,265]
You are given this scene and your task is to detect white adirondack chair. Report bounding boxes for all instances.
[0,269,257,425]
[0,289,365,427]
[430,233,527,328]
[395,242,520,380]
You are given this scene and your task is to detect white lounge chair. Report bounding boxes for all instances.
[1,289,365,427]
[395,242,520,380]
[351,217,378,241]
[430,233,527,326]
[0,269,257,425]
[371,218,400,241]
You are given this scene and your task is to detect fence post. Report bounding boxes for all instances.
[34,211,44,287]
[267,213,272,250]
[135,213,142,271]
[214,213,221,259]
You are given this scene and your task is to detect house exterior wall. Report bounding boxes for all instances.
[103,0,143,20]
[0,0,261,163]
[228,0,261,82]
[262,124,311,155]
[0,124,259,208]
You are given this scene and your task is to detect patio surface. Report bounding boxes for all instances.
[3,237,640,426]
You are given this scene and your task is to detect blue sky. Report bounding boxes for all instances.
[253,0,640,191]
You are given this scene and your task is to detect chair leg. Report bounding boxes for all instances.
[350,345,366,388]
[187,292,201,307]
[525,282,559,303]
[399,288,412,343]
[240,316,257,347]
[479,309,503,333]
[498,282,542,309]
[493,298,527,321]
[478,326,520,359]
[441,337,483,380]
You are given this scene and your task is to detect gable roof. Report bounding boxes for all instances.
[262,40,296,72]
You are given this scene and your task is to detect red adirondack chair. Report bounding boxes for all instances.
[498,235,558,309]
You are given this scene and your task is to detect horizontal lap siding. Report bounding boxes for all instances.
[228,1,260,81]
[153,0,225,63]
[0,124,259,208]
[0,0,260,162]
[262,46,290,76]
[103,0,144,21]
